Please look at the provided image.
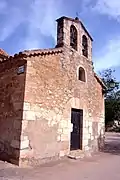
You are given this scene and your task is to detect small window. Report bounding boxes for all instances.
[70,25,77,50]
[78,67,86,82]
[82,35,88,58]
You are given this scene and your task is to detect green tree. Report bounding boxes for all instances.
[100,69,119,97]
[99,69,120,126]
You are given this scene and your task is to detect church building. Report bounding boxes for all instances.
[0,16,105,166]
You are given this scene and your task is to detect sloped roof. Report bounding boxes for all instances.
[0,49,8,56]
[0,49,9,62]
[94,73,107,90]
[10,47,63,59]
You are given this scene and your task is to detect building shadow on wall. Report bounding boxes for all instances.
[98,132,120,156]
[0,58,27,165]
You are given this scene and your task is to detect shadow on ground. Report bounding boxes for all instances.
[103,132,120,155]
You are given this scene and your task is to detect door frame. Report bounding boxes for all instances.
[70,108,83,151]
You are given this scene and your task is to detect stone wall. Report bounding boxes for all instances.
[20,51,72,164]
[20,46,104,165]
[62,47,105,153]
[0,47,104,166]
[0,58,27,165]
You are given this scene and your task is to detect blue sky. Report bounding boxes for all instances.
[0,0,120,80]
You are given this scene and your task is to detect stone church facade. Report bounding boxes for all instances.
[0,16,105,166]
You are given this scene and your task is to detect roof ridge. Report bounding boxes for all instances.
[8,47,64,59]
[94,72,107,89]
[22,47,63,55]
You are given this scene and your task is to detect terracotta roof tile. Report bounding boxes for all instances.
[0,49,8,56]
[12,47,63,58]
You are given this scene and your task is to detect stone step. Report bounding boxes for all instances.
[67,150,85,160]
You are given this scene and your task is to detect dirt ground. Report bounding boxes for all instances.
[0,132,120,180]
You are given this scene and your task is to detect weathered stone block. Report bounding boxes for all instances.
[84,128,88,135]
[35,112,42,120]
[84,146,89,151]
[50,120,57,126]
[88,113,92,117]
[60,141,69,150]
[59,150,65,157]
[89,126,92,134]
[62,128,69,135]
[87,133,91,139]
[83,133,89,140]
[75,98,80,108]
[85,121,89,127]
[57,135,61,141]
[89,121,92,127]
[60,134,69,141]
[56,114,62,121]
[83,139,88,146]
[69,123,73,132]
[23,111,36,121]
[60,120,68,128]
[20,140,29,150]
[23,102,31,111]
[30,104,41,112]
[57,128,63,134]
[92,122,98,136]
[22,120,28,131]
[91,135,94,140]
[20,148,33,158]
[23,136,29,141]
[100,128,104,135]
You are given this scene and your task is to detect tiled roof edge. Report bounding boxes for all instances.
[94,72,107,90]
[13,47,63,58]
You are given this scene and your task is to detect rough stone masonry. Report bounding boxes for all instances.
[0,16,106,166]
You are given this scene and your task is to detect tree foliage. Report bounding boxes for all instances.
[100,69,120,125]
[100,69,119,97]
